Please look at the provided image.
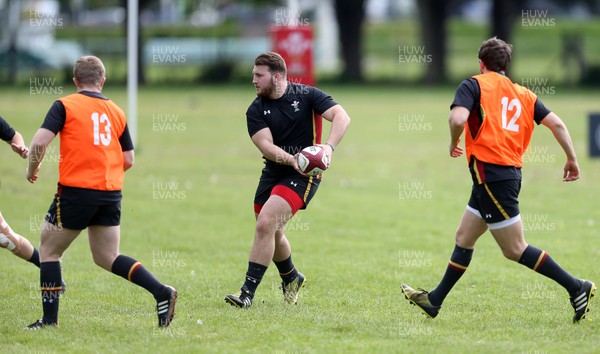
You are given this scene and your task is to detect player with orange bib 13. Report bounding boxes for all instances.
[25,55,177,329]
[401,37,595,323]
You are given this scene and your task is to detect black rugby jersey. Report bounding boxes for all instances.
[451,77,551,184]
[247,82,337,174]
[0,116,16,142]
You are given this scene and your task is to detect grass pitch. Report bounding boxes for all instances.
[1,84,600,353]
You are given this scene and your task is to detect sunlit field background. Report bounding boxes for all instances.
[1,1,600,351]
[0,82,599,352]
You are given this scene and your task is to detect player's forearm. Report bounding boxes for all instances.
[448,108,467,145]
[449,125,464,145]
[326,111,351,148]
[262,144,295,166]
[10,131,25,147]
[123,150,134,171]
[550,122,577,161]
[28,142,45,171]
[542,113,577,161]
[28,129,54,170]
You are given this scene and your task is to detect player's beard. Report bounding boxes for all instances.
[256,80,276,98]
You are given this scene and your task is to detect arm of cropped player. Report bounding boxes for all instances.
[123,150,134,172]
[119,124,135,172]
[540,112,579,182]
[27,128,56,183]
[9,131,29,158]
[251,127,303,174]
[448,106,470,158]
[320,104,351,162]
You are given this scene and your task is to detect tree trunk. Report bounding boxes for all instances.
[491,0,521,75]
[491,0,520,42]
[417,0,448,84]
[334,0,365,82]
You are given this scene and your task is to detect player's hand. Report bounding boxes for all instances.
[449,139,463,158]
[11,143,29,158]
[563,159,579,182]
[26,165,40,184]
[316,144,333,167]
[292,153,308,177]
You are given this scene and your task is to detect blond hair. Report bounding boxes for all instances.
[73,56,106,86]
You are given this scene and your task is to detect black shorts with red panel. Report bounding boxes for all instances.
[253,171,321,215]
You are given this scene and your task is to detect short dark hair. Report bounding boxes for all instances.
[255,52,287,76]
[74,55,105,86]
[478,37,512,73]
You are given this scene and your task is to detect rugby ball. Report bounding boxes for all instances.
[297,146,329,176]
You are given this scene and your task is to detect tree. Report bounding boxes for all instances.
[417,0,449,84]
[491,0,520,42]
[333,0,365,82]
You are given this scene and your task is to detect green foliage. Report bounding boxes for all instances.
[5,18,598,85]
[55,21,242,39]
[365,18,600,84]
[1,85,600,352]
